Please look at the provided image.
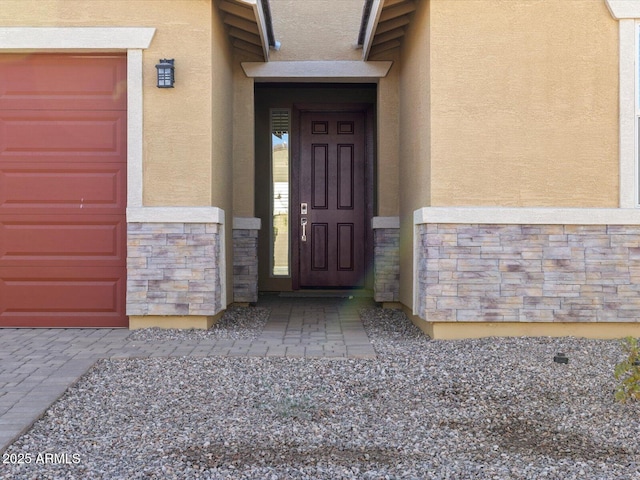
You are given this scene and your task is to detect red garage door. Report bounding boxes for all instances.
[0,54,127,327]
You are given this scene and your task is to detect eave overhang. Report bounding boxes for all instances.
[358,0,417,60]
[218,0,275,61]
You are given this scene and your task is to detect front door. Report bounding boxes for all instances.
[296,110,367,288]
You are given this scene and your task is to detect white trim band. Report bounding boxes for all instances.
[0,27,155,49]
[241,61,393,79]
[372,216,400,229]
[414,207,640,225]
[127,207,225,224]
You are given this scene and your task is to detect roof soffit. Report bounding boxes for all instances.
[358,0,418,60]
[217,0,275,61]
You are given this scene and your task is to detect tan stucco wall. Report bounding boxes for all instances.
[397,0,620,308]
[377,51,401,217]
[143,2,214,207]
[398,0,431,308]
[232,55,255,218]
[429,0,619,207]
[211,1,234,212]
[210,2,235,304]
[0,0,228,208]
[268,0,363,61]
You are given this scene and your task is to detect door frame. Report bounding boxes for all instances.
[291,102,375,290]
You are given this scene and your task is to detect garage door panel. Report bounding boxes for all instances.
[0,54,127,328]
[0,267,126,327]
[0,216,125,267]
[0,163,125,214]
[0,111,126,162]
[0,55,126,111]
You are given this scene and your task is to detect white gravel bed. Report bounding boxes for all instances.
[127,306,270,342]
[3,308,640,479]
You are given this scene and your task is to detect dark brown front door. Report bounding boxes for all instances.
[297,110,367,288]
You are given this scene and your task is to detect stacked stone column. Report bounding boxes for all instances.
[232,217,261,304]
[373,217,400,303]
[127,222,222,317]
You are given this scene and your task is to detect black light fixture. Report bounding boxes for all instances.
[553,352,569,364]
[155,59,175,88]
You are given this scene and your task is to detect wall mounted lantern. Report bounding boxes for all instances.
[155,59,175,88]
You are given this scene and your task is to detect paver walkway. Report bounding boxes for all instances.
[0,296,376,453]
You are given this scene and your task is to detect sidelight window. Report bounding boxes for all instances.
[270,109,290,276]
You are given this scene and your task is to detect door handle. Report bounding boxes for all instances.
[301,218,307,242]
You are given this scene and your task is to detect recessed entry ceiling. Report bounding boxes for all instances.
[218,0,418,62]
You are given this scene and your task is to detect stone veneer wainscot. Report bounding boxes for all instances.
[127,222,222,317]
[418,223,640,322]
[414,208,640,330]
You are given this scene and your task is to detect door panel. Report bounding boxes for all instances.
[312,145,328,209]
[0,111,126,161]
[337,223,354,270]
[299,111,366,287]
[337,145,354,209]
[311,223,328,271]
[0,266,125,327]
[0,54,127,111]
[0,215,125,267]
[0,162,126,215]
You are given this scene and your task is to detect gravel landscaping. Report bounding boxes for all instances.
[2,307,639,479]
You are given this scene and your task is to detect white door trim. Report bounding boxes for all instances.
[604,2,640,207]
